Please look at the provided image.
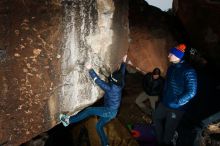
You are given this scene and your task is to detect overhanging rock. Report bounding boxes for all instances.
[127,0,176,75]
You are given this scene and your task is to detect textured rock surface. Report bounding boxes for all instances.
[173,0,220,67]
[60,0,128,114]
[0,0,128,145]
[127,0,176,75]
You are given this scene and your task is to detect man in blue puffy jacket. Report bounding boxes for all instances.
[59,56,127,146]
[153,44,197,146]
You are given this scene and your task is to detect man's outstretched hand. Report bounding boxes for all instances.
[85,62,92,70]
[85,63,96,79]
[123,54,127,63]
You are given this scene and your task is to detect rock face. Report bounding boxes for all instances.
[60,0,128,114]
[173,0,220,68]
[127,0,176,75]
[0,0,128,145]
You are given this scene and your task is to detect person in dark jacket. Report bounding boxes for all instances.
[59,56,127,146]
[135,68,164,114]
[153,44,197,146]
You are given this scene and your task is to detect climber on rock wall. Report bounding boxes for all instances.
[59,55,127,146]
[153,44,197,146]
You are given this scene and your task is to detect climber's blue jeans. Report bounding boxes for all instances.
[69,107,118,146]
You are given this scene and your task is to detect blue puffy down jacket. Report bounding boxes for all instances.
[162,61,197,109]
[89,63,126,110]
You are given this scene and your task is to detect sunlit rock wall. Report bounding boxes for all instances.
[127,0,176,75]
[0,0,128,145]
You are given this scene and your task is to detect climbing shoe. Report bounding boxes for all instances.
[59,113,70,127]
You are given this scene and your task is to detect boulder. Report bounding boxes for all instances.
[0,0,128,145]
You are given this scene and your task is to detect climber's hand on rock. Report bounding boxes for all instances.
[85,63,92,70]
[123,54,127,63]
